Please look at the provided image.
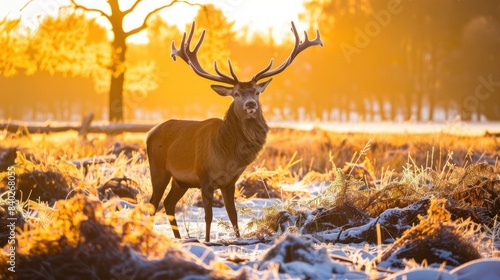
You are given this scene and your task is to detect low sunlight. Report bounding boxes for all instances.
[1,1,500,278]
[0,0,307,44]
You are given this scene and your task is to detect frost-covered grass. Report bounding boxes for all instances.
[0,127,499,279]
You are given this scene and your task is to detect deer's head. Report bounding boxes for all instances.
[210,80,271,119]
[171,22,323,121]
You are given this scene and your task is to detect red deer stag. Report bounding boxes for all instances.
[147,21,322,242]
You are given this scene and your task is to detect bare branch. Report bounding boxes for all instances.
[70,0,111,21]
[125,0,202,37]
[122,0,143,15]
[20,0,35,12]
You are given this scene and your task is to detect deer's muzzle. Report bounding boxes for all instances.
[244,100,258,115]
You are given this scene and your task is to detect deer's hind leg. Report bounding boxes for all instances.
[164,179,188,239]
[149,163,172,212]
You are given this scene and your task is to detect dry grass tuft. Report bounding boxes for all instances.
[238,153,302,199]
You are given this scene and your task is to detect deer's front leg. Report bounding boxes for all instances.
[221,186,240,238]
[201,185,214,242]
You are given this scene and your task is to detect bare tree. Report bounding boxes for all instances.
[70,0,197,122]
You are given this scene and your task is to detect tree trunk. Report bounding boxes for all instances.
[415,90,423,122]
[427,46,437,122]
[414,46,423,122]
[108,38,127,122]
[428,92,435,121]
[389,95,397,121]
[378,97,386,121]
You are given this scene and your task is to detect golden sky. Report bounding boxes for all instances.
[0,0,307,43]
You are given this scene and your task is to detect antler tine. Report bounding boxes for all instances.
[171,32,186,62]
[213,60,236,82]
[227,59,239,81]
[186,20,196,47]
[171,41,178,61]
[299,28,324,50]
[316,29,323,47]
[192,28,205,54]
[252,59,274,80]
[251,21,323,83]
[171,21,237,85]
[287,21,301,61]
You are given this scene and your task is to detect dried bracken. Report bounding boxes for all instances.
[0,152,80,205]
[377,198,482,269]
[96,177,140,203]
[0,195,225,280]
[0,129,499,277]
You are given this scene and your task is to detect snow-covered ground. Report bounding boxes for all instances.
[269,121,500,136]
[5,120,500,136]
[152,180,500,279]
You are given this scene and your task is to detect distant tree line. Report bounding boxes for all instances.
[1,0,499,122]
[301,0,500,121]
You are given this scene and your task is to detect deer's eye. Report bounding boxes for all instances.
[234,92,240,97]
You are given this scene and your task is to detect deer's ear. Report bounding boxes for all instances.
[211,85,234,96]
[256,79,273,94]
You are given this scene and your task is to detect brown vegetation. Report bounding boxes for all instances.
[0,128,499,276]
[0,195,225,280]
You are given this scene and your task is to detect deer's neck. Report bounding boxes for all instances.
[217,103,269,166]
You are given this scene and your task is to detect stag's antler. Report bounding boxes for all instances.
[171,22,239,85]
[251,22,323,83]
[172,21,322,85]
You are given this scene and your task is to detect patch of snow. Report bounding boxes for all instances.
[450,259,500,279]
[257,235,365,280]
[432,248,454,262]
[269,121,500,136]
[182,242,216,266]
[385,268,457,280]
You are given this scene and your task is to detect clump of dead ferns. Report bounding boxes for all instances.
[0,195,230,279]
[1,152,81,205]
[376,198,482,268]
[245,141,500,241]
[0,149,148,207]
